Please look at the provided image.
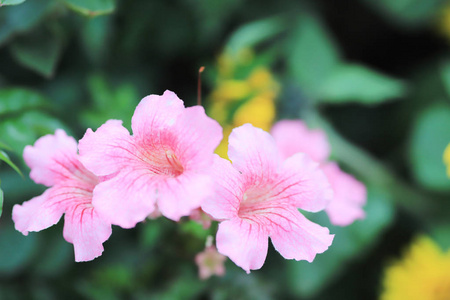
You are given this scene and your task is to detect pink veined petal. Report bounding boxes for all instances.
[271,120,330,162]
[202,155,243,221]
[12,187,65,235]
[322,162,367,226]
[63,204,112,262]
[78,119,134,177]
[92,169,157,229]
[278,153,333,212]
[131,90,185,140]
[157,172,213,221]
[269,207,334,262]
[228,124,280,183]
[24,129,79,186]
[216,218,269,273]
[169,105,223,170]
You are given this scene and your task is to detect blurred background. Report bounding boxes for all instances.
[1,0,450,299]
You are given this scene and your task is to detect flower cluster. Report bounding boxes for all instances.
[13,90,365,275]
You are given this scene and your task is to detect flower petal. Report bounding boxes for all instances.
[92,170,157,229]
[322,162,366,226]
[216,218,269,273]
[24,129,79,186]
[170,105,222,170]
[157,172,213,221]
[12,187,65,235]
[78,119,134,177]
[269,208,334,262]
[228,124,280,181]
[63,205,112,262]
[271,120,330,162]
[202,155,243,220]
[278,153,333,212]
[131,90,185,139]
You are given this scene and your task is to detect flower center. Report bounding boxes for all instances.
[238,186,274,218]
[141,147,184,177]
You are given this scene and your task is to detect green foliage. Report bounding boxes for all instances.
[0,185,3,218]
[0,0,26,6]
[0,150,22,176]
[288,15,340,98]
[61,0,115,17]
[81,74,138,131]
[410,103,450,191]
[10,26,63,77]
[287,187,394,297]
[319,64,406,104]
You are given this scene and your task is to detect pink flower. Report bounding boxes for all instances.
[202,124,334,273]
[271,120,367,226]
[195,245,227,280]
[12,130,112,262]
[78,90,222,228]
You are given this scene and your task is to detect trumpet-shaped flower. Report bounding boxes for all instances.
[202,124,334,273]
[78,90,222,228]
[271,120,366,226]
[12,130,112,262]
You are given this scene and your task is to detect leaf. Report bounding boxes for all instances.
[319,64,406,104]
[0,111,70,154]
[0,150,22,176]
[0,88,48,116]
[61,0,115,17]
[287,15,340,98]
[287,187,394,297]
[0,185,3,218]
[360,0,442,27]
[410,103,450,191]
[226,15,287,55]
[0,222,38,275]
[10,27,63,77]
[0,0,56,46]
[0,0,26,5]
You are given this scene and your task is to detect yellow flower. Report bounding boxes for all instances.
[381,236,450,300]
[443,144,450,177]
[233,95,275,132]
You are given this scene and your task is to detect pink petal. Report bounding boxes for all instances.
[228,124,280,181]
[78,119,134,177]
[157,172,213,221]
[278,153,333,212]
[202,155,243,220]
[216,218,269,273]
[63,204,112,262]
[271,120,330,162]
[12,188,65,235]
[131,90,185,139]
[269,207,334,262]
[24,129,79,186]
[169,106,223,170]
[92,169,158,228]
[322,162,367,226]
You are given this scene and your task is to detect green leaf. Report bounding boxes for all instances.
[410,103,450,191]
[0,111,69,154]
[360,0,442,27]
[0,0,56,46]
[61,0,115,17]
[226,15,287,55]
[0,0,26,6]
[287,187,394,297]
[0,222,38,275]
[0,185,3,218]
[10,27,63,77]
[288,15,340,98]
[0,150,22,176]
[319,64,406,104]
[0,88,48,116]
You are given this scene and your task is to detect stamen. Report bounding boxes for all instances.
[198,66,205,106]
